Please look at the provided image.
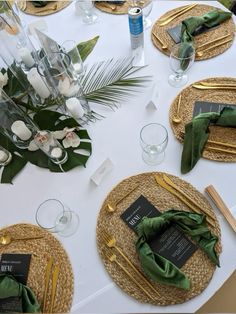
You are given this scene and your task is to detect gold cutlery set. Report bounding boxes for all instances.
[42,257,60,313]
[158,4,198,26]
[101,230,160,301]
[196,33,233,57]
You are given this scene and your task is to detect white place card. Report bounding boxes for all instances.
[90,158,114,186]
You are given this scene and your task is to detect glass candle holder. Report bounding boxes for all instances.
[35,199,79,237]
[34,130,68,165]
[37,52,91,125]
[0,145,12,166]
[61,40,84,79]
[0,89,39,149]
[140,123,168,165]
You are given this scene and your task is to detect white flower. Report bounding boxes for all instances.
[53,127,80,148]
[57,77,80,97]
[28,140,39,151]
[0,72,8,88]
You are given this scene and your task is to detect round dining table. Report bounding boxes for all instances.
[0,0,236,313]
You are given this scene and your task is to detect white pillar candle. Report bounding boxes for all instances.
[19,47,35,68]
[0,150,8,162]
[66,97,85,119]
[74,63,82,74]
[51,147,63,158]
[11,120,32,141]
[27,68,51,99]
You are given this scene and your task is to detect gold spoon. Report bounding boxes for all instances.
[106,184,139,212]
[0,235,44,245]
[172,94,182,123]
[152,33,168,50]
[196,38,232,57]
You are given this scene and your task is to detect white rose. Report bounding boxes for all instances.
[0,72,8,88]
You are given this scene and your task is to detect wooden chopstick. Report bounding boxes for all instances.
[205,185,236,233]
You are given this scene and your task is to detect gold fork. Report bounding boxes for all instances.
[104,248,156,301]
[101,230,161,298]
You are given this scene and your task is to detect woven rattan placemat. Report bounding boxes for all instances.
[170,77,236,163]
[0,223,73,313]
[151,4,235,61]
[21,1,70,16]
[94,0,149,15]
[96,172,221,305]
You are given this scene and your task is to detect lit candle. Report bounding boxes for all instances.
[0,150,8,163]
[11,121,32,141]
[51,147,63,158]
[66,97,85,119]
[19,47,35,68]
[27,68,51,99]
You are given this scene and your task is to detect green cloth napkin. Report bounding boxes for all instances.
[180,9,232,63]
[181,107,236,174]
[31,1,49,7]
[136,210,219,290]
[0,274,41,313]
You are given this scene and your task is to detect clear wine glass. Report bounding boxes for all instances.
[36,199,79,237]
[140,123,168,165]
[168,43,195,88]
[133,0,153,29]
[75,0,98,24]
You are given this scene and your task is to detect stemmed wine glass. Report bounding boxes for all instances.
[75,0,98,24]
[133,0,153,29]
[168,43,195,87]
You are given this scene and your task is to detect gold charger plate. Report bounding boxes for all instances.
[96,172,221,305]
[20,1,71,16]
[170,77,236,162]
[151,4,235,60]
[0,223,74,313]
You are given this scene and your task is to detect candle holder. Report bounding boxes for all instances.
[0,145,12,166]
[61,40,84,79]
[0,89,39,149]
[37,52,91,125]
[34,131,68,165]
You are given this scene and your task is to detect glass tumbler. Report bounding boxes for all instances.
[133,0,153,29]
[75,0,98,24]
[36,199,79,237]
[140,123,168,165]
[168,43,195,88]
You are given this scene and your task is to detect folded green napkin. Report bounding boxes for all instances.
[0,274,41,313]
[180,9,232,62]
[181,107,236,174]
[136,210,219,290]
[31,1,49,7]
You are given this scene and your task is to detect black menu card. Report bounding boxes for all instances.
[167,23,219,44]
[0,253,31,285]
[121,195,197,268]
[193,100,236,117]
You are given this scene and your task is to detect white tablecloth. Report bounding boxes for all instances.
[1,1,236,313]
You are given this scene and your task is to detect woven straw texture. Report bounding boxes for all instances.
[170,77,236,162]
[21,1,70,16]
[96,172,221,305]
[94,0,150,15]
[0,223,73,313]
[151,4,235,61]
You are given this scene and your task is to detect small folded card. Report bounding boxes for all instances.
[90,158,114,186]
[121,195,197,268]
[0,254,31,285]
[193,101,236,117]
[167,23,219,44]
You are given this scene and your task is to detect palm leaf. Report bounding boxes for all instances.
[81,58,151,108]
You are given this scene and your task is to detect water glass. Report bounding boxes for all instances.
[132,0,153,29]
[75,0,98,24]
[34,131,68,165]
[140,123,168,165]
[36,199,79,237]
[168,43,195,87]
[61,40,84,78]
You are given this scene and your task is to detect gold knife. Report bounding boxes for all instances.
[162,174,216,220]
[158,4,195,22]
[154,175,215,227]
[192,84,236,91]
[197,82,236,88]
[159,4,197,26]
[42,257,54,313]
[49,265,60,313]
